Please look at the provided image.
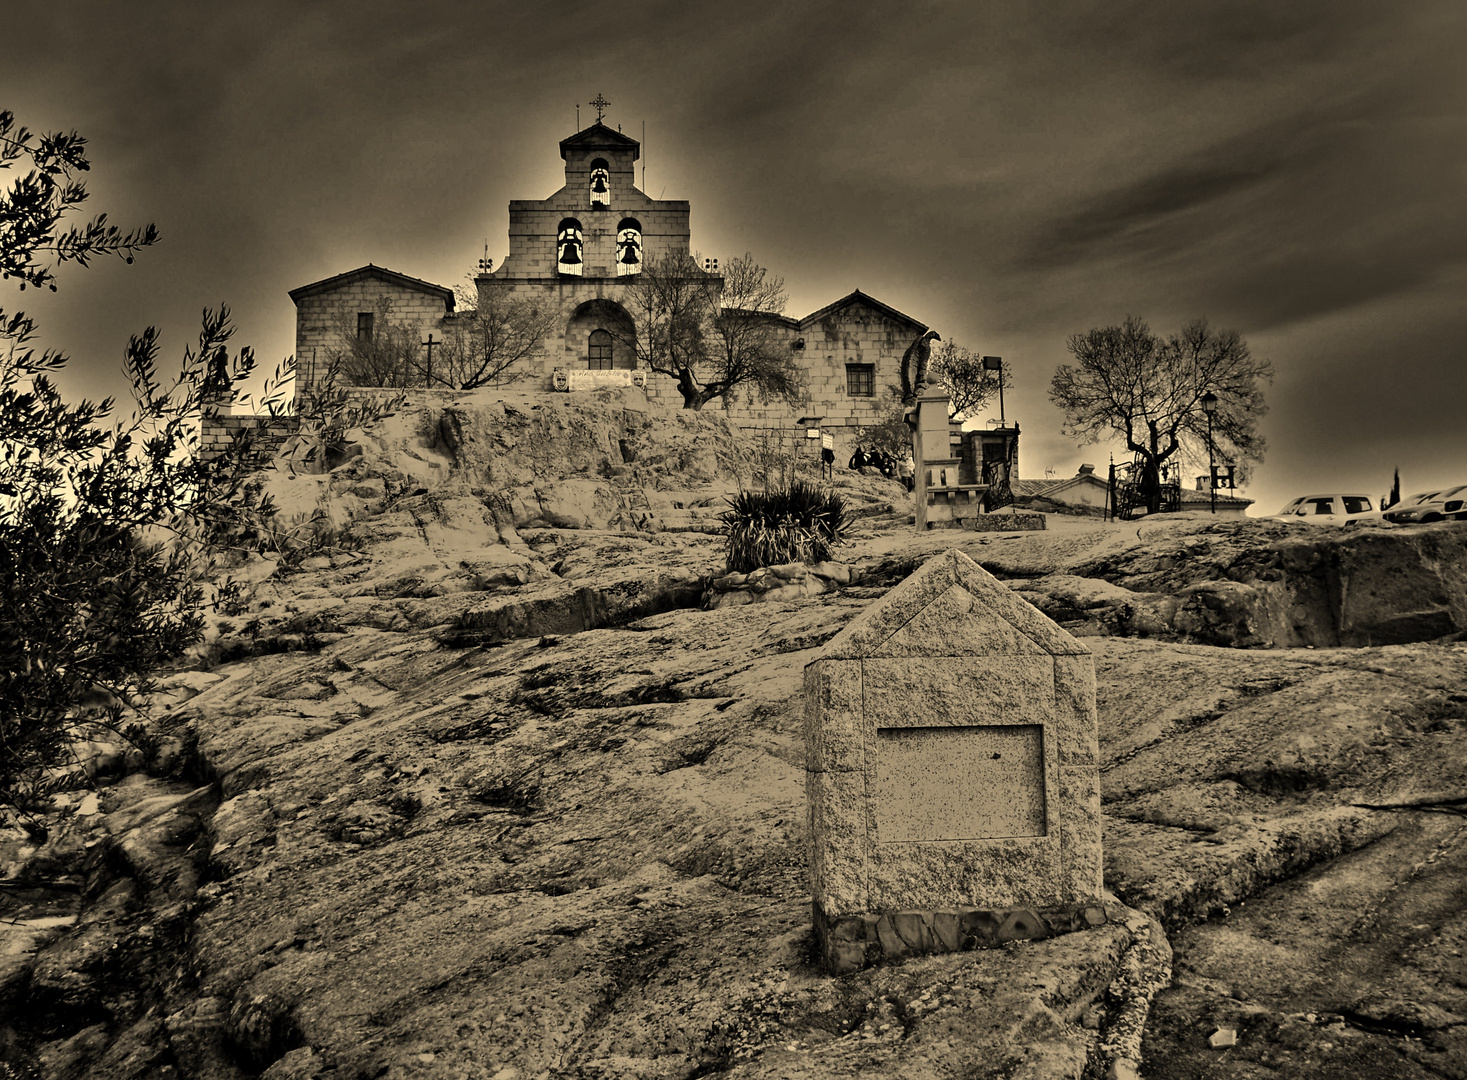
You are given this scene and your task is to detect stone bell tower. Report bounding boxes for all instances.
[480,101,698,386]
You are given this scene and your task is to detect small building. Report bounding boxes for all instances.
[288,265,455,390]
[1038,464,1110,509]
[1017,464,1254,516]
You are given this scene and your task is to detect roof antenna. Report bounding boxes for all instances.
[575,103,580,130]
[642,120,646,189]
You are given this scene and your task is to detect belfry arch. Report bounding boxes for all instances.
[564,298,637,370]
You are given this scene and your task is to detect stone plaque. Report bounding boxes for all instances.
[563,368,647,391]
[873,724,1046,842]
[804,548,1104,973]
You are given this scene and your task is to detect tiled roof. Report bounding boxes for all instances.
[798,290,927,332]
[288,264,455,308]
[1012,478,1061,497]
[1178,487,1252,507]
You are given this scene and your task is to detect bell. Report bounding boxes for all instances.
[560,243,582,265]
[591,174,608,193]
[621,245,639,266]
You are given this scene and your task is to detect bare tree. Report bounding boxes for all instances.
[617,251,804,410]
[929,340,1002,421]
[705,253,805,410]
[615,250,708,405]
[1049,316,1272,514]
[432,280,558,389]
[327,296,419,388]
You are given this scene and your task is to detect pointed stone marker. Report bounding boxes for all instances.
[805,548,1104,972]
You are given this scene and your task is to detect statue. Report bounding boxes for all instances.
[899,329,942,405]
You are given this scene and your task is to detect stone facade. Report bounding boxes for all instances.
[197,412,297,464]
[285,120,933,457]
[288,266,455,391]
[720,292,926,439]
[805,548,1104,973]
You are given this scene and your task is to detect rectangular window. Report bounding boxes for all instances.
[588,329,614,370]
[357,312,374,341]
[846,363,875,397]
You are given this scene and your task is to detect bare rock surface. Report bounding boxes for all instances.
[8,392,1467,1078]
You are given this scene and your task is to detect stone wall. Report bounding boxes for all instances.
[720,300,923,459]
[294,279,452,390]
[198,412,299,463]
[498,199,692,280]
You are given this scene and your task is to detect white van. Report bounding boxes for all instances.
[1271,494,1380,525]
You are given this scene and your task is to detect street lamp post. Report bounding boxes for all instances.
[1201,391,1218,515]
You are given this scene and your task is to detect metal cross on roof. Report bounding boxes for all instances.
[590,93,610,122]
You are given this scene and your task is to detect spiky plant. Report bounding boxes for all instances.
[721,480,846,574]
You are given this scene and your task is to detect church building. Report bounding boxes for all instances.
[288,110,933,449]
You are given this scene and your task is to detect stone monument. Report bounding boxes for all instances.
[804,548,1104,973]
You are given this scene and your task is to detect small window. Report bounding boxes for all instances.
[589,158,611,206]
[588,329,613,370]
[557,218,584,275]
[357,312,374,341]
[1342,496,1372,514]
[1308,498,1335,516]
[845,363,875,397]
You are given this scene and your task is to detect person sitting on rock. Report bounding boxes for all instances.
[849,446,869,470]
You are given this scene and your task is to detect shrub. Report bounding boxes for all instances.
[275,352,407,474]
[721,480,846,574]
[0,110,276,826]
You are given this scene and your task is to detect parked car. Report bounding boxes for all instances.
[1381,490,1446,524]
[1271,494,1381,525]
[1383,484,1467,524]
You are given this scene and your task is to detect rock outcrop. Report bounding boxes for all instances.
[1004,517,1467,648]
[8,393,1467,1078]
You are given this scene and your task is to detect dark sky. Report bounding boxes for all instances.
[7,0,1466,514]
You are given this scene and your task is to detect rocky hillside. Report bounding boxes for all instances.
[4,389,1467,1080]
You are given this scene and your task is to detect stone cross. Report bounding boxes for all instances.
[804,548,1105,973]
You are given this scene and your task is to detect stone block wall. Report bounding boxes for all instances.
[295,280,452,391]
[198,412,299,464]
[498,196,692,281]
[717,302,923,457]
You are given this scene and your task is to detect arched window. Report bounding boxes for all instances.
[557,218,583,276]
[589,159,610,207]
[615,217,642,277]
[588,329,613,370]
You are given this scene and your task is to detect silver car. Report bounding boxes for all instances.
[1383,484,1467,524]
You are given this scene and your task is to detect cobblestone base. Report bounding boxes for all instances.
[815,900,1108,974]
[923,511,1048,532]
